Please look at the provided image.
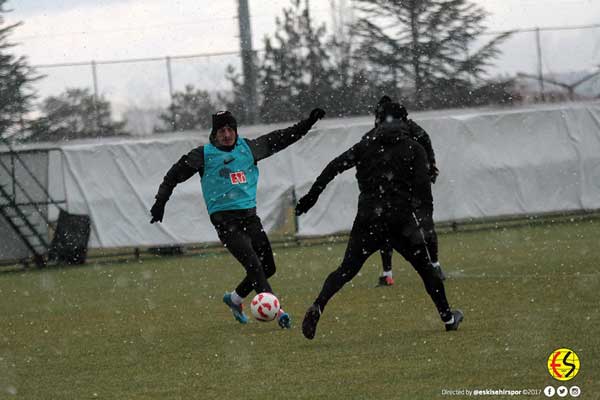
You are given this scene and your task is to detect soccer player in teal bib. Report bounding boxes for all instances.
[150,108,325,328]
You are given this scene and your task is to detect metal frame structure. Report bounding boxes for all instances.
[0,137,66,267]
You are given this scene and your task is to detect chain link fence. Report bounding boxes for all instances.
[31,25,600,136]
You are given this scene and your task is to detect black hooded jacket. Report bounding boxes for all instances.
[362,118,436,175]
[154,118,314,208]
[311,120,433,214]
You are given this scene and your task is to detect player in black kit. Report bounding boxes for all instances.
[296,101,462,340]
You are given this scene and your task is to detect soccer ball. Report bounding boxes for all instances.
[250,292,280,321]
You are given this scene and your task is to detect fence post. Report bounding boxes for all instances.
[535,27,545,101]
[91,60,100,133]
[165,56,176,129]
[238,0,259,124]
[165,56,174,101]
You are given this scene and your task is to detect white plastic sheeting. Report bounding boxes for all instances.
[57,134,298,247]
[59,136,213,247]
[432,105,600,216]
[295,103,600,235]
[53,102,600,247]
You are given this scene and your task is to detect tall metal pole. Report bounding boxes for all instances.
[165,56,176,129]
[238,0,258,124]
[91,60,100,133]
[166,56,174,101]
[535,27,545,102]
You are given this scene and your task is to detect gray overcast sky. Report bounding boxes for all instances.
[7,0,335,63]
[4,0,600,125]
[6,0,600,65]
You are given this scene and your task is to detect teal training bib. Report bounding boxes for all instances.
[201,137,259,215]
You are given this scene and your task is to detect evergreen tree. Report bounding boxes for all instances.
[259,0,334,122]
[353,0,512,108]
[27,88,127,142]
[0,1,37,140]
[325,35,387,117]
[156,84,215,132]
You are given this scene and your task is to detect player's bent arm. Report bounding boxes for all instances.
[312,147,358,192]
[295,145,359,215]
[154,153,199,203]
[247,108,325,162]
[150,152,199,223]
[246,118,314,162]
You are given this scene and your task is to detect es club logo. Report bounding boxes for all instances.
[547,348,580,381]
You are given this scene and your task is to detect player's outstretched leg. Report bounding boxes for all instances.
[223,291,249,324]
[302,304,321,340]
[303,220,380,340]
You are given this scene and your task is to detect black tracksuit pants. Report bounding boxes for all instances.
[212,214,276,298]
[380,209,439,271]
[315,208,452,322]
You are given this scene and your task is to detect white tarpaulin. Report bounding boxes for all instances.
[294,103,600,235]
[52,102,600,247]
[57,133,297,247]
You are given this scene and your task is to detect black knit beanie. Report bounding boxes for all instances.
[211,111,237,135]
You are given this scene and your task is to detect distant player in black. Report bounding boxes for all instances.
[364,95,445,287]
[296,101,462,340]
[150,108,325,329]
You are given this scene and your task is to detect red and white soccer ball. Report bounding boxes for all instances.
[250,292,280,321]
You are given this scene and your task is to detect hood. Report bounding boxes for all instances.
[373,120,410,144]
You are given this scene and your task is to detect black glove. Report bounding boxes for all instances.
[150,199,166,223]
[295,190,321,215]
[430,164,439,184]
[308,108,326,125]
